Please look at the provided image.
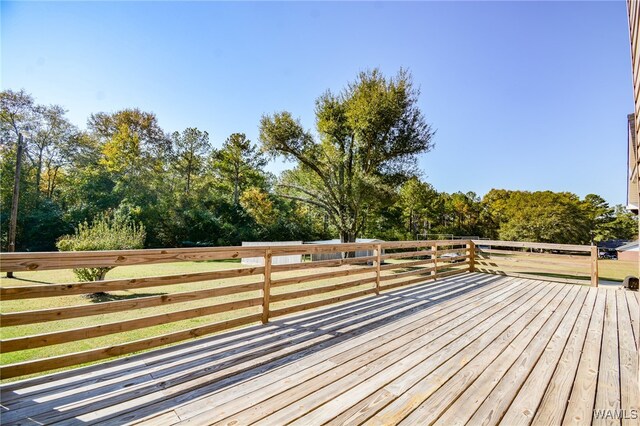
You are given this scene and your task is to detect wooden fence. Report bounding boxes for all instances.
[0,240,472,379]
[472,240,598,286]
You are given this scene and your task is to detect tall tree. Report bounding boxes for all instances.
[260,69,434,242]
[89,109,169,203]
[1,90,36,258]
[210,133,267,205]
[582,193,614,243]
[171,128,210,194]
[398,177,438,238]
[0,89,35,146]
[30,105,77,195]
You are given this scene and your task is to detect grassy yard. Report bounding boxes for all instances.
[599,259,638,282]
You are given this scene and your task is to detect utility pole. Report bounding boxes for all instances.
[7,133,24,278]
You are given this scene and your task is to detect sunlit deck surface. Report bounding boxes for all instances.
[1,273,638,425]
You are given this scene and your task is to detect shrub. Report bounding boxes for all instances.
[57,213,146,282]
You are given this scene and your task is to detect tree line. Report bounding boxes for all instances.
[1,69,636,252]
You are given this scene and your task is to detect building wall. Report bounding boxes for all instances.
[628,114,638,210]
[618,250,639,261]
[630,1,640,151]
[627,1,640,277]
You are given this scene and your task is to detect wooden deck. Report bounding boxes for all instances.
[1,272,638,425]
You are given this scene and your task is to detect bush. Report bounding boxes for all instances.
[57,213,146,281]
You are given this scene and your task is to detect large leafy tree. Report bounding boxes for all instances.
[259,69,435,242]
[0,89,35,146]
[398,177,438,238]
[483,190,591,244]
[30,105,78,196]
[605,205,638,241]
[89,109,169,203]
[210,133,267,205]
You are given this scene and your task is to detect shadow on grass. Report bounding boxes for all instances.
[7,277,55,284]
[86,292,168,303]
[392,266,427,273]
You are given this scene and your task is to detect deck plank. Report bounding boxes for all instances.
[616,291,640,426]
[468,285,588,426]
[498,286,596,425]
[298,280,564,424]
[531,288,597,426]
[99,276,509,425]
[563,289,607,425]
[210,279,536,426]
[158,278,521,425]
[5,276,488,423]
[405,284,583,426]
[359,281,570,425]
[592,290,621,426]
[18,274,503,425]
[624,290,639,350]
[0,274,635,426]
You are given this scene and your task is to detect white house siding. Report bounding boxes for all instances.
[241,241,303,266]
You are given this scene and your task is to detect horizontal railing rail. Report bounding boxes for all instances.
[0,239,472,379]
[472,239,598,287]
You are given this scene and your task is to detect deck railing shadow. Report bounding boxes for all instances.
[0,274,503,425]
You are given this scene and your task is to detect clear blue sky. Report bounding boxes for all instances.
[1,1,634,205]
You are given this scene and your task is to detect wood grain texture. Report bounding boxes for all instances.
[1,281,262,326]
[473,240,591,252]
[0,266,264,300]
[1,297,263,353]
[0,313,262,379]
[0,274,633,426]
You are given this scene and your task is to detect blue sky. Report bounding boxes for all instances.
[1,1,634,205]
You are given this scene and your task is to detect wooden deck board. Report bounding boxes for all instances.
[0,273,637,426]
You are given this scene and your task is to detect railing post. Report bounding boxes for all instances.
[262,248,273,323]
[374,244,382,295]
[468,240,475,272]
[590,246,599,287]
[433,244,438,278]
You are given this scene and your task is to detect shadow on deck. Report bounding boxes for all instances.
[1,273,638,425]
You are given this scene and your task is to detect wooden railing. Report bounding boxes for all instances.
[0,240,472,379]
[472,240,598,287]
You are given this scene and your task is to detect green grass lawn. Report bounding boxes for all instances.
[598,259,638,282]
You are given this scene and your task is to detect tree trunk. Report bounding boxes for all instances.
[35,149,43,195]
[7,134,24,279]
[233,164,240,205]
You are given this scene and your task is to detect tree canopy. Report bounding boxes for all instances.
[0,84,635,252]
[259,69,435,242]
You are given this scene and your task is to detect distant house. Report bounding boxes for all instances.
[241,241,303,265]
[305,238,384,261]
[616,240,639,261]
